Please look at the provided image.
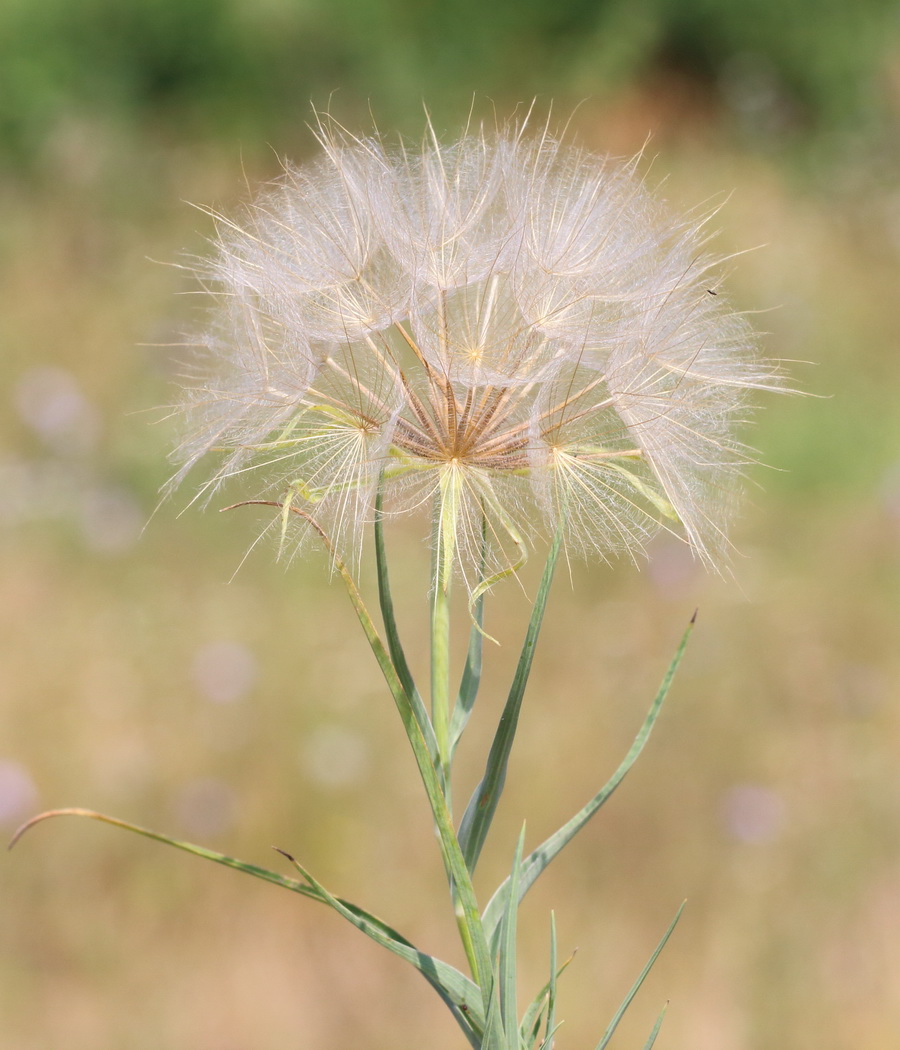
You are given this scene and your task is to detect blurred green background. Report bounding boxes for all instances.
[2,1,900,1047]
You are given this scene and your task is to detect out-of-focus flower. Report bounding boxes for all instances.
[171,115,780,584]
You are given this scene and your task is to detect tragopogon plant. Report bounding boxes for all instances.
[11,113,781,1048]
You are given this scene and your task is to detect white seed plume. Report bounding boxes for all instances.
[172,116,779,584]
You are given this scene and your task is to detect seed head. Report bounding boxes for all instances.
[172,115,779,585]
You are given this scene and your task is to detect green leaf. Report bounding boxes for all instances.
[524,1001,545,1050]
[276,848,485,1045]
[483,616,694,947]
[481,973,509,1050]
[8,809,484,1042]
[374,484,437,762]
[594,902,685,1050]
[539,1023,563,1050]
[347,584,492,1006]
[449,587,485,756]
[497,824,526,1047]
[8,807,317,895]
[257,503,494,1011]
[458,526,563,874]
[519,912,572,1050]
[642,1003,669,1050]
[544,912,559,1050]
[449,517,488,757]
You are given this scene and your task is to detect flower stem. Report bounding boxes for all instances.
[429,495,487,987]
[283,503,492,998]
[432,571,480,979]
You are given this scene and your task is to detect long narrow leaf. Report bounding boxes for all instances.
[544,912,559,1050]
[9,809,484,1037]
[520,979,548,1047]
[449,513,488,756]
[642,1003,669,1050]
[8,808,316,896]
[343,568,493,1004]
[375,486,438,762]
[483,616,694,946]
[480,974,509,1050]
[449,586,486,757]
[276,848,484,1044]
[458,527,563,873]
[498,825,526,1047]
[524,1002,545,1050]
[594,902,685,1050]
[519,912,571,1050]
[540,1021,564,1049]
[233,503,495,1010]
[10,810,486,1045]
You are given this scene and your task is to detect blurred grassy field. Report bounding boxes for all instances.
[2,6,900,1048]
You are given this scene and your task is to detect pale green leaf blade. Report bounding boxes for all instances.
[449,517,488,756]
[483,616,693,945]
[199,501,491,1013]
[498,824,526,1047]
[481,974,509,1050]
[445,592,480,755]
[458,527,563,874]
[8,808,316,898]
[375,486,437,761]
[519,984,548,1048]
[539,1021,563,1049]
[642,1003,669,1050]
[522,1001,546,1050]
[594,902,685,1050]
[519,911,569,1049]
[544,911,559,1049]
[7,808,483,1037]
[234,501,493,1002]
[272,505,495,1009]
[449,585,485,756]
[278,848,485,1044]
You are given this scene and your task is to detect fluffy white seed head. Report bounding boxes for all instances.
[172,116,780,584]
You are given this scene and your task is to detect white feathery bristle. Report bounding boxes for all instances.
[171,114,782,580]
